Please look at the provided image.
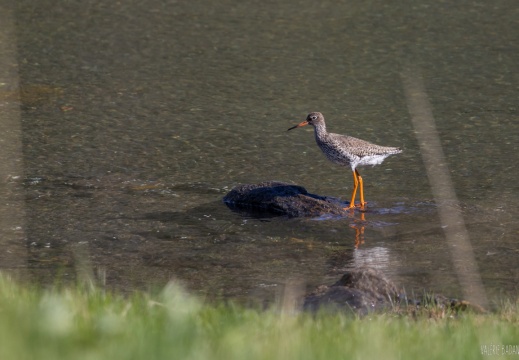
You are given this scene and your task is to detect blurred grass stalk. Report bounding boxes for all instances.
[402,67,488,309]
[0,273,517,360]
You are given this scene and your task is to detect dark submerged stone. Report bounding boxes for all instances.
[303,268,487,315]
[223,181,346,218]
[303,268,399,314]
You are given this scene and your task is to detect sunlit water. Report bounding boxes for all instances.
[1,0,517,305]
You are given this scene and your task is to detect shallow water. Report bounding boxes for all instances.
[1,0,517,304]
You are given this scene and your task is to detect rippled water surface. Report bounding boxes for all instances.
[1,0,517,304]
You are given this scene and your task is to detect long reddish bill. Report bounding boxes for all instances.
[287,120,309,131]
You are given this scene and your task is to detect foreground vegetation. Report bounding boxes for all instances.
[0,275,517,360]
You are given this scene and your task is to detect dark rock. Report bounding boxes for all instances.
[303,267,399,314]
[223,181,347,218]
[303,268,486,315]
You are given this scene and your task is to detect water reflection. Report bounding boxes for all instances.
[348,209,366,249]
[346,205,402,249]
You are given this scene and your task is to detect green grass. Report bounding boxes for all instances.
[0,274,517,360]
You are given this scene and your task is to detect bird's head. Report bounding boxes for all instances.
[287,112,324,131]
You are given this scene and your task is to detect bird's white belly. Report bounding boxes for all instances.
[357,154,389,167]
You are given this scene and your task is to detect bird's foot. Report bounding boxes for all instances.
[343,202,367,211]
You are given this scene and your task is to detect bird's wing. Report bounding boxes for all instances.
[328,133,401,157]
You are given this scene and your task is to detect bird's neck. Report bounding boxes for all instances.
[313,122,328,141]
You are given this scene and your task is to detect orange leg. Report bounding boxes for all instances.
[356,169,367,208]
[345,170,367,210]
[345,170,359,209]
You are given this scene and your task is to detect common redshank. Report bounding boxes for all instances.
[287,112,402,209]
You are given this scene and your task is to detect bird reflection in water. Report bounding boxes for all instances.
[347,208,367,249]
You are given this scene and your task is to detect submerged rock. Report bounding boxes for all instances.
[303,267,486,315]
[303,268,399,314]
[223,181,346,218]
